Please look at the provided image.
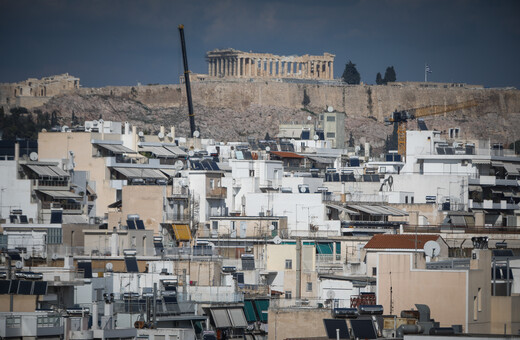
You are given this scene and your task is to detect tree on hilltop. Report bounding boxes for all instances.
[342,61,361,85]
[376,72,383,85]
[383,66,396,84]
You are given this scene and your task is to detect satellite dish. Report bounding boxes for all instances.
[52,253,58,260]
[167,133,172,138]
[327,106,333,112]
[326,290,335,299]
[15,261,23,269]
[273,236,282,244]
[269,224,275,231]
[290,139,295,143]
[307,115,312,121]
[106,263,113,272]
[174,160,184,170]
[193,131,200,138]
[230,231,237,238]
[98,119,104,124]
[61,125,69,132]
[424,240,441,258]
[188,150,195,157]
[23,253,30,260]
[29,152,38,161]
[158,132,164,139]
[265,146,271,152]
[313,135,319,141]
[180,179,188,187]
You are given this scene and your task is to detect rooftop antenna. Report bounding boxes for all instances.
[178,24,197,138]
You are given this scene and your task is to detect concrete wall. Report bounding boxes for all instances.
[0,295,37,312]
[268,308,331,340]
[122,185,166,234]
[490,295,520,335]
[376,253,468,329]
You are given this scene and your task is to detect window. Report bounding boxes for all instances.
[210,179,215,189]
[327,116,336,122]
[306,282,312,292]
[473,296,478,320]
[212,221,218,230]
[372,267,377,276]
[411,197,414,204]
[285,259,292,269]
[285,291,292,299]
[326,132,335,138]
[478,288,482,312]
[249,170,255,177]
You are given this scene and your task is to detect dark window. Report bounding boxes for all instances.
[326,132,335,138]
[327,116,336,122]
[285,259,292,269]
[372,267,377,276]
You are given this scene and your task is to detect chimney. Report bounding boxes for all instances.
[14,142,19,161]
[132,126,138,150]
[170,126,175,140]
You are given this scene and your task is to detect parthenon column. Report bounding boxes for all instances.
[218,58,221,76]
[329,61,333,79]
[208,58,212,76]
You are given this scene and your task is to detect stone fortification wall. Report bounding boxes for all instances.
[77,80,520,122]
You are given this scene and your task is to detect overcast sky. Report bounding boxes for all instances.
[1,0,519,88]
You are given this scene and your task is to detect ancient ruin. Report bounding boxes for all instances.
[206,49,335,80]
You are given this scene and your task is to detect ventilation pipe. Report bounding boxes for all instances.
[132,126,138,150]
[396,324,423,338]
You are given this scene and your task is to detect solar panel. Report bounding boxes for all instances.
[333,173,340,182]
[8,280,19,294]
[9,215,18,223]
[190,161,204,170]
[492,249,514,257]
[19,215,28,223]
[125,257,139,273]
[33,281,48,295]
[201,160,212,170]
[323,319,349,339]
[209,161,220,170]
[301,130,310,140]
[136,220,145,230]
[0,280,11,294]
[50,210,63,224]
[350,158,360,167]
[77,262,93,278]
[436,147,446,155]
[417,119,428,131]
[350,319,378,339]
[18,280,33,295]
[233,272,244,284]
[127,220,136,230]
[8,252,21,260]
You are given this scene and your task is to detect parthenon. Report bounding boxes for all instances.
[206,49,335,80]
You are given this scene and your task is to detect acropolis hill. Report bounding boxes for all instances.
[2,69,520,149]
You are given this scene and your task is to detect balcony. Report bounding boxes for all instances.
[41,201,83,213]
[469,199,519,211]
[164,213,190,224]
[32,179,69,190]
[207,187,227,199]
[0,313,63,338]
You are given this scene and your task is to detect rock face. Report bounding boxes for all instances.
[35,80,520,148]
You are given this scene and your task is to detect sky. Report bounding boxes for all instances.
[1,0,519,88]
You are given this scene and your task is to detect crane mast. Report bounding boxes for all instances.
[178,24,197,137]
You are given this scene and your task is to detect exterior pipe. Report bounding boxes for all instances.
[396,324,423,338]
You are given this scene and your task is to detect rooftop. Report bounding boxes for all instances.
[363,234,440,250]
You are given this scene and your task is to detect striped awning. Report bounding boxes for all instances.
[26,164,69,178]
[96,143,136,154]
[37,190,81,199]
[139,146,177,158]
[112,167,167,179]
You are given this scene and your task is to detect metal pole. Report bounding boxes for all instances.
[153,282,157,328]
[178,25,196,137]
[492,258,496,296]
[506,258,510,296]
[296,238,302,301]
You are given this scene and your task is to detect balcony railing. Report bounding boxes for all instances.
[207,187,227,199]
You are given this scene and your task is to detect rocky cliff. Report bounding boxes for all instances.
[36,80,520,149]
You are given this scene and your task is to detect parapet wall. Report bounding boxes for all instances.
[78,80,520,121]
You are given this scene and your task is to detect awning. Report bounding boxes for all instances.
[254,299,269,322]
[112,167,167,179]
[62,215,88,224]
[326,204,360,216]
[108,200,122,208]
[37,190,81,199]
[139,146,177,158]
[307,156,336,164]
[96,143,136,154]
[504,163,520,176]
[164,145,187,157]
[346,204,408,216]
[270,151,304,159]
[469,185,483,192]
[316,243,334,255]
[243,300,257,322]
[160,169,178,178]
[227,308,248,328]
[210,309,232,328]
[26,164,69,178]
[492,161,504,168]
[172,224,192,241]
